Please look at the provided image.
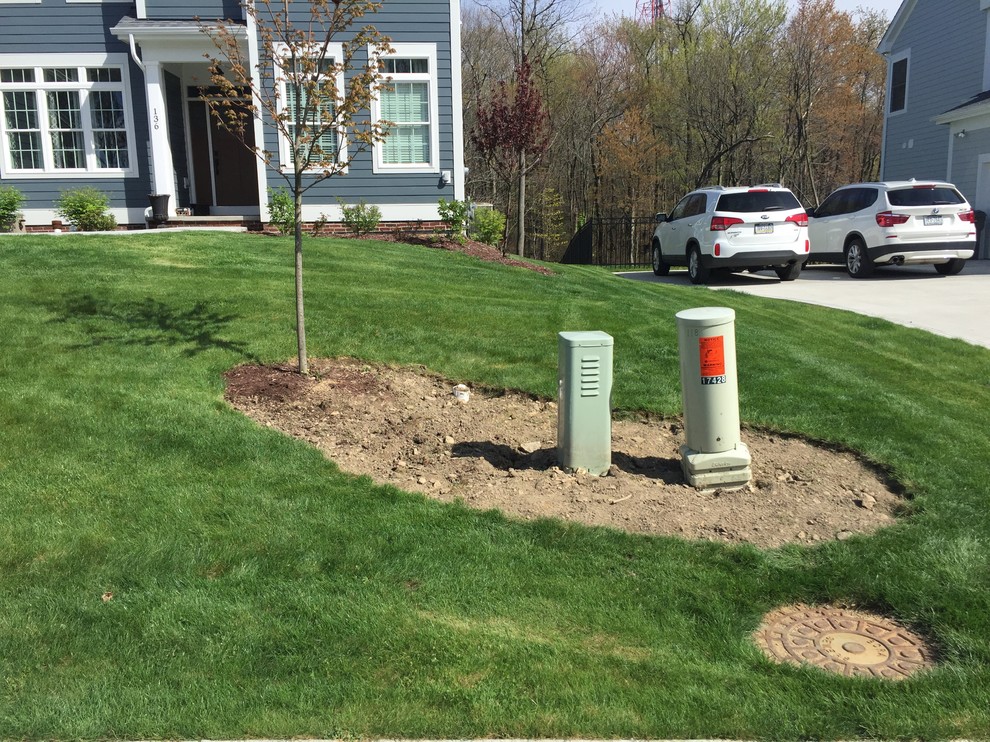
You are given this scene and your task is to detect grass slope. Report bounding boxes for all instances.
[0,232,988,738]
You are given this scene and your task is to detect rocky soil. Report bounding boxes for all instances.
[224,358,903,549]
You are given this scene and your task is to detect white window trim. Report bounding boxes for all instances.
[272,42,348,175]
[371,42,440,175]
[887,49,910,118]
[65,0,132,3]
[0,52,138,179]
[0,0,42,4]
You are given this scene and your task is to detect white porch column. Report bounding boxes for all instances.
[143,61,176,215]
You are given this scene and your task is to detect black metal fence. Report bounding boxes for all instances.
[561,215,656,267]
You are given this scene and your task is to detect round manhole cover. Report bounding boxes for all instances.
[754,604,934,680]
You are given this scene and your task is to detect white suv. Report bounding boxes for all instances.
[807,180,976,278]
[651,185,810,284]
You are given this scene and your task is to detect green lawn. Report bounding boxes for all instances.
[1,231,988,739]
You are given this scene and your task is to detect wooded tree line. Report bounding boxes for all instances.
[462,0,889,259]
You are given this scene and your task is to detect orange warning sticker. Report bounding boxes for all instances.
[699,335,725,378]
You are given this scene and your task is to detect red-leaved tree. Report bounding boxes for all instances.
[472,59,549,257]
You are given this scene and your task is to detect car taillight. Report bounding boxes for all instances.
[711,216,744,231]
[785,212,808,227]
[876,211,910,228]
[959,209,976,223]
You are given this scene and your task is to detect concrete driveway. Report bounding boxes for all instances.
[617,261,990,349]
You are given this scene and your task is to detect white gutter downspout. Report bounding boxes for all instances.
[128,34,145,72]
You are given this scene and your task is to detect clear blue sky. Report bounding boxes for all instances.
[605,0,904,22]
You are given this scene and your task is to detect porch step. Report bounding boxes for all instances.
[154,215,264,231]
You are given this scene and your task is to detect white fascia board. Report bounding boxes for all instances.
[112,22,249,64]
[111,22,247,44]
[934,101,990,127]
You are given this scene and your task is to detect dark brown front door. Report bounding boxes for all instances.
[187,100,260,209]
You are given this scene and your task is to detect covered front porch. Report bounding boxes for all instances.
[111,17,266,223]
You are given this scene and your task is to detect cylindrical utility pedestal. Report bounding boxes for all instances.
[675,307,751,489]
[557,331,613,476]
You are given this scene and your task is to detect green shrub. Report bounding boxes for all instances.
[437,198,470,244]
[338,199,382,236]
[267,187,296,235]
[54,188,116,232]
[311,212,329,236]
[0,185,24,232]
[468,206,506,247]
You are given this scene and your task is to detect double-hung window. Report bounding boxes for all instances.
[888,52,908,115]
[0,54,136,177]
[274,44,346,172]
[373,43,439,173]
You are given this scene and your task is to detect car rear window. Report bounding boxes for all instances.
[887,187,965,207]
[716,191,801,212]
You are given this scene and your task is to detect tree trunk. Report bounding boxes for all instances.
[294,177,308,376]
[517,150,526,256]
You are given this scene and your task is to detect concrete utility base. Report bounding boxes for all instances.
[679,442,751,490]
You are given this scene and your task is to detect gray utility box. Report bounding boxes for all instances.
[557,331,613,476]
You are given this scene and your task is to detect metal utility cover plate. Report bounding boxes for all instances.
[754,604,933,680]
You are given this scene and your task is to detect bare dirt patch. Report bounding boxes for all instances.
[224,359,903,549]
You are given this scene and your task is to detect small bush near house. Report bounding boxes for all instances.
[0,186,24,232]
[339,199,382,236]
[469,206,506,247]
[438,198,470,244]
[55,188,117,232]
[267,188,296,235]
[311,213,330,236]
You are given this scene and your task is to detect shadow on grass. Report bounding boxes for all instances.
[48,293,258,360]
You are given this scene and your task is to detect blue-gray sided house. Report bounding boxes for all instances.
[879,0,990,256]
[0,0,465,229]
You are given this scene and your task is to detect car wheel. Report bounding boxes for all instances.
[934,258,966,276]
[651,243,670,276]
[774,262,802,281]
[845,239,874,278]
[687,246,710,285]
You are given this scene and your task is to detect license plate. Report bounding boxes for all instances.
[923,215,943,226]
[754,223,774,234]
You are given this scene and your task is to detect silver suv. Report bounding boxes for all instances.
[651,184,810,284]
[807,180,976,277]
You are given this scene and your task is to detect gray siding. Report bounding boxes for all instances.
[0,0,457,222]
[882,1,987,181]
[0,0,154,218]
[263,0,457,208]
[144,0,242,21]
[0,0,133,53]
[950,127,990,201]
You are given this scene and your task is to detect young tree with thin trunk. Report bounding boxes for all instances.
[200,0,392,375]
[472,58,549,256]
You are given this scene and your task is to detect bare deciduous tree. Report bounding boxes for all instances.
[200,0,392,375]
